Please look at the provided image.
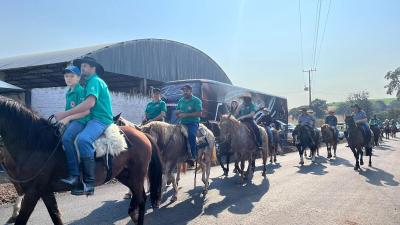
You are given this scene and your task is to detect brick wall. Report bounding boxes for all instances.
[31,87,150,124]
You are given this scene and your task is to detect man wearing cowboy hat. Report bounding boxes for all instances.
[55,56,113,196]
[237,93,263,149]
[298,108,316,128]
[176,84,203,166]
[325,109,339,141]
[351,104,371,144]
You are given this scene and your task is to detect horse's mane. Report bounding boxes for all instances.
[220,114,241,128]
[0,96,58,151]
[141,121,177,146]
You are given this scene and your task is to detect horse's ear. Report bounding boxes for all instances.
[113,113,122,122]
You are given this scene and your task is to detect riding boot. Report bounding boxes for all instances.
[60,176,80,186]
[72,158,95,196]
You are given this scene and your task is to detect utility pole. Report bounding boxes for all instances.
[303,68,316,107]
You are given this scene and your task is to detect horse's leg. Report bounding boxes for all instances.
[326,143,331,158]
[240,160,245,182]
[269,146,273,163]
[246,156,254,182]
[298,145,304,165]
[333,143,337,157]
[369,154,372,167]
[170,172,178,202]
[359,148,364,166]
[7,194,23,224]
[274,144,277,163]
[128,183,146,225]
[14,190,41,225]
[201,157,211,196]
[262,148,267,177]
[350,147,359,170]
[41,192,63,225]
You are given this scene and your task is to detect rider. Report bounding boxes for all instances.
[351,104,371,144]
[144,88,167,124]
[56,57,113,196]
[325,109,339,141]
[257,107,274,146]
[297,108,316,144]
[176,84,203,166]
[237,93,263,150]
[369,115,381,129]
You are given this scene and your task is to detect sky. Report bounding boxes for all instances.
[1,0,399,108]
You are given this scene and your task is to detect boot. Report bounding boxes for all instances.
[72,158,95,196]
[60,176,79,186]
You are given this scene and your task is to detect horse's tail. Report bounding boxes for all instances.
[145,133,163,208]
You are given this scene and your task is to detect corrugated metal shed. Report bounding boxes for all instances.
[0,39,231,90]
[0,80,23,93]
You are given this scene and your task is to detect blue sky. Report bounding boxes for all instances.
[1,0,399,108]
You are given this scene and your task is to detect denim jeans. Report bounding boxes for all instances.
[265,126,274,144]
[358,123,371,143]
[62,119,109,176]
[183,122,199,158]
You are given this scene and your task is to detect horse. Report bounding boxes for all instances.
[320,124,338,158]
[344,115,373,170]
[384,124,391,139]
[218,115,269,181]
[292,125,320,165]
[140,121,216,201]
[370,125,381,146]
[390,124,397,138]
[268,127,280,163]
[0,143,24,224]
[0,96,163,225]
[203,120,239,177]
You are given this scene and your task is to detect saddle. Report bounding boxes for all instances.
[180,125,210,150]
[73,124,128,183]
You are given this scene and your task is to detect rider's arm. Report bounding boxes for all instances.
[56,96,96,120]
[60,110,90,124]
[151,111,166,121]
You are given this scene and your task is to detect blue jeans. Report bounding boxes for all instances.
[183,122,199,158]
[358,123,371,143]
[62,119,109,176]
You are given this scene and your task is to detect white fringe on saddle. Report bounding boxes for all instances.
[93,124,128,158]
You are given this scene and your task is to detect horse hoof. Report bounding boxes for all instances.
[152,201,160,209]
[360,161,364,166]
[6,216,17,224]
[262,172,266,177]
[369,162,372,167]
[274,158,277,163]
[202,189,208,196]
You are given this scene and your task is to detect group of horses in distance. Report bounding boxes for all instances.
[0,96,393,225]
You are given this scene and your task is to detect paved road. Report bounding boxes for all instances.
[1,139,399,225]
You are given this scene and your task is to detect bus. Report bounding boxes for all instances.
[160,79,288,128]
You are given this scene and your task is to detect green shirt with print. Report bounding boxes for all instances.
[239,103,256,117]
[176,95,202,124]
[145,100,167,120]
[65,84,90,123]
[84,74,113,125]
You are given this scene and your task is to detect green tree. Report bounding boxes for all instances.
[372,100,387,113]
[346,91,373,119]
[385,67,400,98]
[310,99,327,119]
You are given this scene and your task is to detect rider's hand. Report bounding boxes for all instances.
[59,117,71,125]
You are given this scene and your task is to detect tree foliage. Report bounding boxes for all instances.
[385,67,400,98]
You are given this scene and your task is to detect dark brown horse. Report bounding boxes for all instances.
[320,124,338,158]
[344,116,373,170]
[0,96,162,225]
[0,144,25,224]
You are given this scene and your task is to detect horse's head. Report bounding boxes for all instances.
[113,113,124,126]
[218,115,239,143]
[345,115,355,127]
[203,120,221,138]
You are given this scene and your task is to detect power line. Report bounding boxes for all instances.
[312,0,323,69]
[316,0,333,68]
[298,0,304,71]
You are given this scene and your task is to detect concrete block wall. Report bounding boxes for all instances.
[31,87,150,124]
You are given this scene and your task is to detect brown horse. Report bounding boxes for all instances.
[218,115,269,180]
[320,124,338,158]
[0,96,162,225]
[0,143,24,224]
[344,116,373,170]
[140,121,216,201]
[269,127,280,163]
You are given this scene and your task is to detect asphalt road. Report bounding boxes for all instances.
[0,139,399,225]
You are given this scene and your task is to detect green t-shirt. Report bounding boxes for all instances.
[65,84,85,111]
[84,74,113,125]
[176,95,202,124]
[239,103,256,117]
[65,84,90,124]
[145,100,167,120]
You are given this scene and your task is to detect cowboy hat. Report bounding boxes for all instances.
[73,56,105,76]
[307,109,314,113]
[328,109,336,113]
[240,92,252,99]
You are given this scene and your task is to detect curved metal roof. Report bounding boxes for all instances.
[0,39,231,84]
